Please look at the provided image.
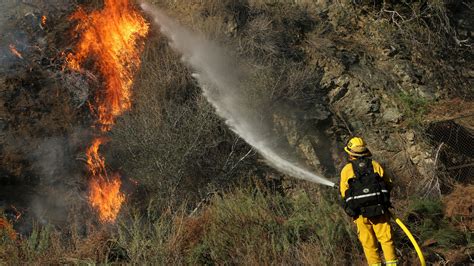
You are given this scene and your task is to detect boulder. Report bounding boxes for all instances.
[382,107,402,123]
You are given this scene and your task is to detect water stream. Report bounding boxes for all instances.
[141,3,335,187]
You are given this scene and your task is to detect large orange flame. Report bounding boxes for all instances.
[67,0,149,222]
[86,138,125,222]
[67,0,149,131]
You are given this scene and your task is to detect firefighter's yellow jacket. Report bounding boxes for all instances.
[340,159,397,266]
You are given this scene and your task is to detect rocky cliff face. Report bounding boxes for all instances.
[249,1,474,198]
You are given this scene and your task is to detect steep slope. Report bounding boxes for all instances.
[0,0,472,264]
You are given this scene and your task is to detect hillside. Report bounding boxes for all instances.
[0,0,472,264]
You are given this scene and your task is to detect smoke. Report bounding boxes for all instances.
[27,132,86,226]
[0,0,74,73]
[0,129,90,231]
[140,3,335,187]
[0,0,27,73]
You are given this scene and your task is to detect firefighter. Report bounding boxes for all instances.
[340,137,397,266]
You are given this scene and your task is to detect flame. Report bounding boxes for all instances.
[0,218,16,240]
[9,44,23,59]
[9,205,22,222]
[0,206,20,240]
[67,0,148,222]
[67,0,149,131]
[86,138,125,222]
[41,15,47,27]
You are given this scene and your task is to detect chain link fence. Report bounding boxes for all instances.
[427,113,474,186]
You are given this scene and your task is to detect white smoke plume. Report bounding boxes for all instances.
[140,3,335,187]
[25,129,90,227]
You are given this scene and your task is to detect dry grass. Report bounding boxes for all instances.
[118,188,361,265]
[2,187,470,265]
[443,184,474,231]
[1,188,360,264]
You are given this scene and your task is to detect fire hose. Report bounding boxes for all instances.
[332,184,426,265]
[391,214,426,266]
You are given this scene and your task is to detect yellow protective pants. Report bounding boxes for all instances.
[355,214,397,265]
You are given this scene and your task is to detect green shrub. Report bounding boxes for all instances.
[397,92,431,126]
[406,198,467,248]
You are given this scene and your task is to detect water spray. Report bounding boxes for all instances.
[140,3,335,188]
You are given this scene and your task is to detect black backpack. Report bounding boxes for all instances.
[343,157,391,218]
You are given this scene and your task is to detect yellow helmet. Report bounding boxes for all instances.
[344,137,371,157]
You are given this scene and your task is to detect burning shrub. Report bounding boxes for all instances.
[0,217,16,241]
[64,0,149,223]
